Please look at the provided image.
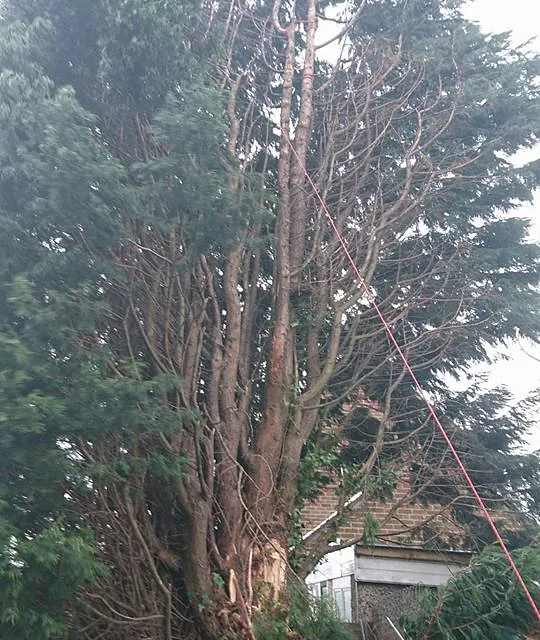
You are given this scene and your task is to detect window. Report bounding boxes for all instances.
[308,580,352,623]
[320,581,329,600]
[332,586,352,623]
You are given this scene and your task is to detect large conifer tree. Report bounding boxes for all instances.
[0,0,540,638]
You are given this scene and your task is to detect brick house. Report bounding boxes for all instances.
[301,478,473,639]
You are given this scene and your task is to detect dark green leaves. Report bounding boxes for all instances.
[402,545,540,639]
[0,521,104,640]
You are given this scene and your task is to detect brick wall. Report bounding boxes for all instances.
[301,475,465,548]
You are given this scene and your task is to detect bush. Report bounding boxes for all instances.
[254,581,354,640]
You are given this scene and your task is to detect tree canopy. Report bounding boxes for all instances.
[0,0,539,638]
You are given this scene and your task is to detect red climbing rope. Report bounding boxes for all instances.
[285,136,540,623]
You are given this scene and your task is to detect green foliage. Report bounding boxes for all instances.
[0,13,192,635]
[0,521,104,639]
[254,582,354,640]
[3,0,206,118]
[96,0,202,110]
[362,511,381,547]
[297,422,342,503]
[133,83,252,261]
[402,545,540,639]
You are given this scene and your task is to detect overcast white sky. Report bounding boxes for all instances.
[464,0,539,48]
[462,0,540,450]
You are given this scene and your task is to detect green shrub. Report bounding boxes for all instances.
[254,581,354,640]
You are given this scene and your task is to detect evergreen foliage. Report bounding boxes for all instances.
[253,582,354,640]
[402,545,540,639]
